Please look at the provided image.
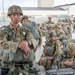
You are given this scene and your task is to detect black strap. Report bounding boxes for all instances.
[53,42,56,55]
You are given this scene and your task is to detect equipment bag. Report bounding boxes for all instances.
[0,67,9,75]
[28,68,39,75]
[46,68,75,75]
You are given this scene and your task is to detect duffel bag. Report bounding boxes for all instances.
[0,67,9,75]
[45,68,75,75]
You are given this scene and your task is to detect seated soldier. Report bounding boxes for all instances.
[38,31,63,70]
[60,42,75,69]
[0,5,38,75]
[46,16,54,24]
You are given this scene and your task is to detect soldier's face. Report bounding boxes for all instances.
[54,28,58,31]
[49,27,52,30]
[51,36,56,40]
[9,13,20,24]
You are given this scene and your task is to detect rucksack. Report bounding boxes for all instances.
[44,42,56,56]
[23,22,40,40]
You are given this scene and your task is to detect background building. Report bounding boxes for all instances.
[0,0,75,25]
[38,0,54,7]
[55,3,75,16]
[22,7,68,23]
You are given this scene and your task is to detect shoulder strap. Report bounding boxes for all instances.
[5,25,12,33]
[54,42,56,53]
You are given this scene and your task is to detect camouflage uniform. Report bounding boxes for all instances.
[59,42,75,69]
[46,24,54,40]
[46,16,54,24]
[0,5,36,75]
[41,23,48,37]
[62,23,69,36]
[73,18,75,32]
[61,22,71,43]
[54,25,61,37]
[38,31,63,70]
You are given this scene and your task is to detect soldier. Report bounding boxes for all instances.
[60,42,75,69]
[54,25,60,37]
[72,17,75,32]
[65,17,72,37]
[47,24,53,32]
[73,24,75,32]
[46,24,54,40]
[46,16,54,24]
[21,15,42,51]
[0,5,37,75]
[38,31,62,70]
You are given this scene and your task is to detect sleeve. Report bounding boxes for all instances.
[0,27,19,53]
[26,31,38,48]
[0,40,19,53]
[56,40,62,54]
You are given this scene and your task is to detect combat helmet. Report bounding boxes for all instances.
[49,31,56,37]
[21,15,28,23]
[7,5,23,16]
[67,42,75,57]
[48,16,52,19]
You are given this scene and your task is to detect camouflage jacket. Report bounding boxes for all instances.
[0,24,36,53]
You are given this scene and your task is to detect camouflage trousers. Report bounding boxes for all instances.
[7,64,35,75]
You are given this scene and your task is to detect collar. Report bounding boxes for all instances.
[9,24,20,30]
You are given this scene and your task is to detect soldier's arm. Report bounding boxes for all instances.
[0,40,19,53]
[38,30,42,45]
[0,28,18,53]
[55,40,63,54]
[25,30,38,50]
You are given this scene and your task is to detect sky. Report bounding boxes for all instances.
[0,0,75,10]
[0,0,38,10]
[54,0,75,6]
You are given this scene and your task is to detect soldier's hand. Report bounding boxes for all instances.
[51,36,56,40]
[48,56,54,60]
[19,41,30,56]
[64,60,73,66]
